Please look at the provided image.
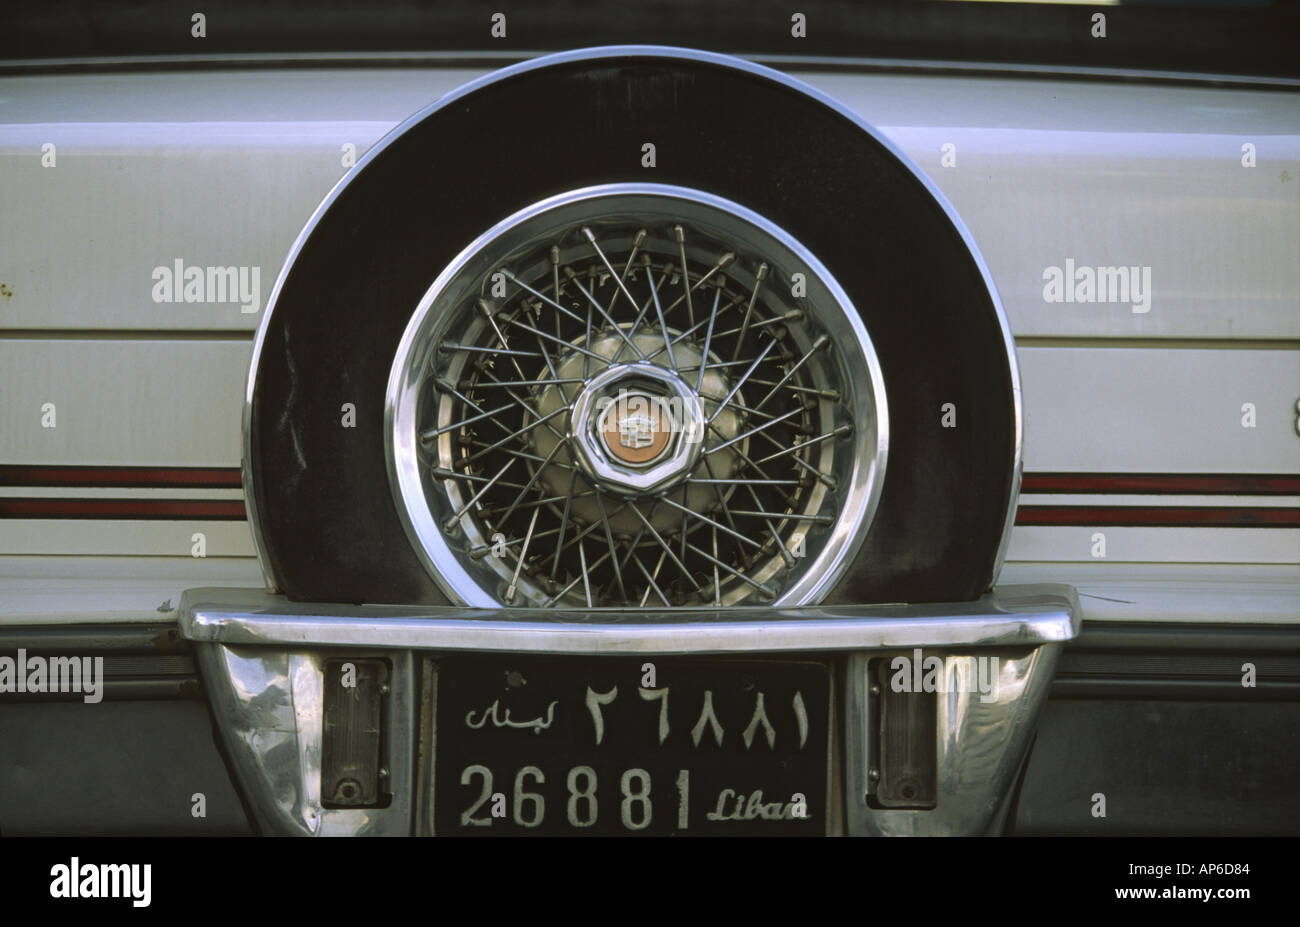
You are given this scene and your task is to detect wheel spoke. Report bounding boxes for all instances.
[732,423,835,490]
[574,543,594,607]
[673,225,695,327]
[582,227,645,337]
[604,520,652,603]
[731,262,769,361]
[481,490,596,518]
[550,246,565,339]
[628,503,707,596]
[635,550,672,607]
[705,405,805,456]
[664,250,735,317]
[698,452,743,537]
[593,491,628,601]
[463,376,584,390]
[642,292,744,364]
[457,441,575,470]
[737,480,797,567]
[442,459,515,531]
[542,500,632,565]
[550,467,579,582]
[713,308,801,341]
[421,401,515,440]
[711,526,722,606]
[476,298,530,383]
[737,377,840,401]
[707,337,778,424]
[640,253,677,370]
[750,424,852,467]
[696,286,722,393]
[606,228,647,316]
[498,312,608,365]
[472,365,568,443]
[685,540,774,597]
[753,334,828,410]
[658,494,764,551]
[431,466,531,492]
[498,268,587,326]
[563,264,648,363]
[727,509,833,525]
[439,341,541,359]
[459,407,567,466]
[516,301,566,396]
[504,507,540,603]
[493,439,569,525]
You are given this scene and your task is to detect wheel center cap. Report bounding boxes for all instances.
[569,362,705,494]
[600,391,673,466]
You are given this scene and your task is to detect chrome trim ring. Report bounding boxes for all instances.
[386,184,887,609]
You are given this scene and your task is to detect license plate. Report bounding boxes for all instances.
[428,656,831,835]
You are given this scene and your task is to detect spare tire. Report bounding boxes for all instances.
[245,46,1020,608]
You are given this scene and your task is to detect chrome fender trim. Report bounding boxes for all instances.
[191,643,418,836]
[845,644,1064,836]
[179,584,1077,653]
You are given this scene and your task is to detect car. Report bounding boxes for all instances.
[1,1,1296,840]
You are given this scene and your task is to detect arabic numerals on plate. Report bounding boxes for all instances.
[513,766,545,828]
[458,764,693,831]
[566,765,598,828]
[620,768,652,831]
[460,765,494,827]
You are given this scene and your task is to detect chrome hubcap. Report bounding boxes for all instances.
[387,184,888,608]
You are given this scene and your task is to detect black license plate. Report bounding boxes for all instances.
[429,656,830,836]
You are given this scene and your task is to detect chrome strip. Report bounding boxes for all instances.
[5,51,1297,90]
[242,45,1022,598]
[991,445,1024,588]
[178,584,1079,653]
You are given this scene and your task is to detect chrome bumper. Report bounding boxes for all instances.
[178,583,1079,836]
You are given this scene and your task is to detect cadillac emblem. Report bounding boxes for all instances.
[600,391,673,466]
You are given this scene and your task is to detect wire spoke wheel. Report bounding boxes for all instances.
[387,184,887,608]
